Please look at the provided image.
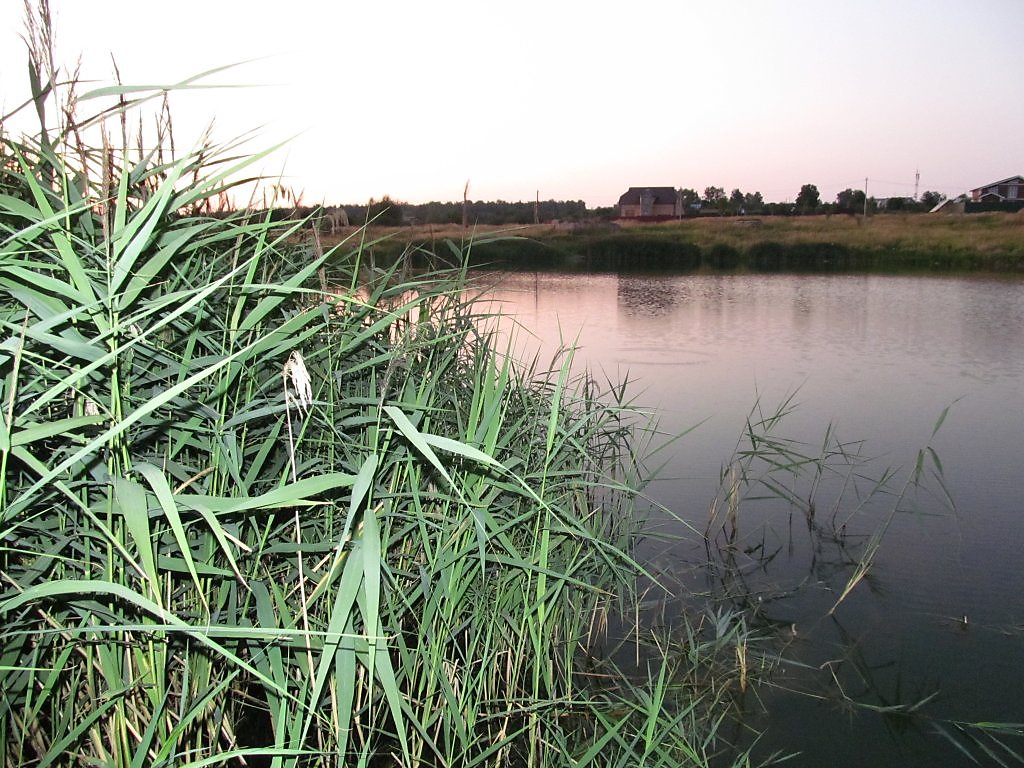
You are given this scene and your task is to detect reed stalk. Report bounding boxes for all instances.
[0,11,753,767]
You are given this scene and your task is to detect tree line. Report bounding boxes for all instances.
[793,184,947,215]
[251,197,590,228]
[253,187,949,228]
[667,185,946,217]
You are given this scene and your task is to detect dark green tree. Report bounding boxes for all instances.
[677,188,700,214]
[796,184,820,213]
[729,188,745,214]
[703,186,725,205]
[743,191,764,212]
[920,190,946,209]
[366,195,404,226]
[835,188,865,213]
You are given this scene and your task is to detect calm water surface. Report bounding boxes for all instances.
[480,271,1024,767]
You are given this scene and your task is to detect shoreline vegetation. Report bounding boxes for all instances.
[0,10,759,767]
[322,214,1024,274]
[4,7,1022,766]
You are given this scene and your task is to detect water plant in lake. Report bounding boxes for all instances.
[691,394,1024,763]
[0,10,756,767]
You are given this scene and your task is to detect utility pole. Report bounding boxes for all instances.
[914,168,920,201]
[863,177,869,217]
[534,190,539,225]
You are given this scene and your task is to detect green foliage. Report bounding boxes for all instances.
[700,397,1024,763]
[742,191,764,213]
[796,183,821,213]
[835,187,866,213]
[0,25,752,768]
[572,234,703,270]
[703,242,741,270]
[920,190,946,209]
[337,199,590,227]
[703,185,725,205]
[729,188,744,214]
[679,188,701,210]
[364,194,404,226]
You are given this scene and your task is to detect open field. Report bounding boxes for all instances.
[654,210,1023,252]
[322,212,1024,273]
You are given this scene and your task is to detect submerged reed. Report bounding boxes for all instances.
[695,394,1024,764]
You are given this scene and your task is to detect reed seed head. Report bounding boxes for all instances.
[284,350,313,414]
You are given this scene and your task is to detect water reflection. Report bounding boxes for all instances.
[479,270,1024,767]
[617,277,680,316]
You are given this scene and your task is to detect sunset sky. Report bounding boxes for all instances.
[2,1,1022,208]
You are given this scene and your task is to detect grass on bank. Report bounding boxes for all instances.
[329,211,1024,273]
[0,14,757,768]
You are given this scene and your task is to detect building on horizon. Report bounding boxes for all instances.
[617,187,684,219]
[970,175,1023,203]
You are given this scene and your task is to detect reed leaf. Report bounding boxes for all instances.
[0,14,755,767]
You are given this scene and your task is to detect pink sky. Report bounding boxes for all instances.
[2,1,1022,208]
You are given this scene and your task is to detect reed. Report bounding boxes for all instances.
[0,12,753,767]
[697,395,1024,763]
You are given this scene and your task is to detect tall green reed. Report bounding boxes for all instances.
[0,11,753,767]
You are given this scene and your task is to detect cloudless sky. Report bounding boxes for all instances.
[2,1,1022,208]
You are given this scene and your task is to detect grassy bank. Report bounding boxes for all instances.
[0,20,756,768]
[335,213,1024,273]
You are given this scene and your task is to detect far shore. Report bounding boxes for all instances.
[315,212,1024,273]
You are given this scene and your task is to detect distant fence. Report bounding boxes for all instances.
[965,201,1024,214]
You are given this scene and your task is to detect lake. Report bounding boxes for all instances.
[477,270,1024,767]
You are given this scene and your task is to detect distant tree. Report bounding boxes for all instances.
[679,188,701,212]
[366,195,404,226]
[743,191,764,212]
[796,184,820,214]
[703,186,725,205]
[920,190,946,209]
[764,201,795,216]
[729,188,745,214]
[835,188,866,213]
[419,201,461,224]
[404,198,590,226]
